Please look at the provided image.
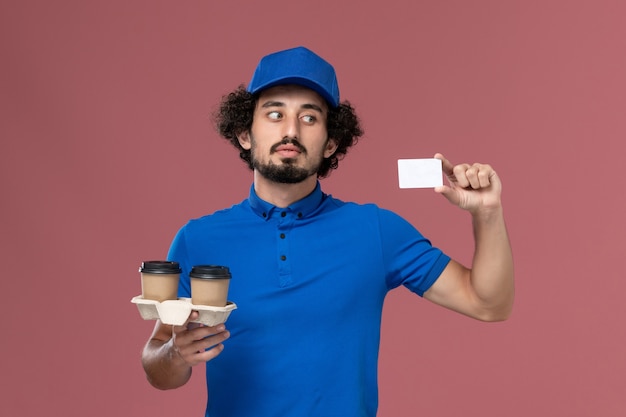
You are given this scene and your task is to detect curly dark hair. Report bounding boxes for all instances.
[213,85,363,178]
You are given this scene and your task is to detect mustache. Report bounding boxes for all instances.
[270,138,307,155]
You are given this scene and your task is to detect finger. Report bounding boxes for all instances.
[434,153,455,177]
[171,311,206,357]
[193,328,230,352]
[177,342,223,366]
[179,323,226,345]
[193,342,226,363]
[477,164,494,188]
[174,324,230,365]
[452,164,471,188]
[466,163,495,189]
[466,166,481,189]
[184,328,230,365]
[186,311,206,330]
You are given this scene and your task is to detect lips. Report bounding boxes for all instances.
[276,150,301,159]
[276,144,301,157]
[271,140,306,157]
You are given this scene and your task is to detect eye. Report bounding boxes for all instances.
[267,111,282,120]
[301,114,316,124]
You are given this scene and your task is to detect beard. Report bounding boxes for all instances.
[250,137,324,184]
[253,160,316,184]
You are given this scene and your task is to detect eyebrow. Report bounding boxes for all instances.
[260,101,325,114]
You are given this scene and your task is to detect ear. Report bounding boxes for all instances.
[237,131,252,150]
[324,138,338,158]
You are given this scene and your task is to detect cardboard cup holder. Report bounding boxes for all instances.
[131,296,237,326]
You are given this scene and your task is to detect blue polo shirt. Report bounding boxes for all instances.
[168,182,450,417]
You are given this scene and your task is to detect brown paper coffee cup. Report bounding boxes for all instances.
[140,261,181,302]
[190,265,231,307]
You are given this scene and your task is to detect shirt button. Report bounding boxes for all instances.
[280,233,285,239]
[297,213,303,218]
[262,212,267,218]
[281,212,286,217]
[280,255,287,261]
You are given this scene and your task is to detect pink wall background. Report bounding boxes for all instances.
[2,1,624,416]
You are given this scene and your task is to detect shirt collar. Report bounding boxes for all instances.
[248,182,325,220]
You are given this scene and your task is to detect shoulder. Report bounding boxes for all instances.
[181,199,251,231]
[322,193,393,215]
[320,194,411,229]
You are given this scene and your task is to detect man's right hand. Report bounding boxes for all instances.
[142,310,230,389]
[171,311,230,366]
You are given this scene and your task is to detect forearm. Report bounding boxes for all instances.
[469,206,515,320]
[142,337,192,390]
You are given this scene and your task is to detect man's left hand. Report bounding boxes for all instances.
[434,153,503,214]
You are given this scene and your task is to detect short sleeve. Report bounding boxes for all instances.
[378,209,450,296]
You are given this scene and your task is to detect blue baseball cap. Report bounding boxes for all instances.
[247,46,340,108]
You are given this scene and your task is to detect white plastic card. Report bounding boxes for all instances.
[397,158,443,188]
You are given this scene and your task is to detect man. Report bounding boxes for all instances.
[141,46,514,416]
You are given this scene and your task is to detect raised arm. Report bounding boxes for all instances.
[423,153,514,322]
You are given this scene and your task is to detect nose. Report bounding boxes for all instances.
[282,113,300,139]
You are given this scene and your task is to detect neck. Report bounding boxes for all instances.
[253,171,318,208]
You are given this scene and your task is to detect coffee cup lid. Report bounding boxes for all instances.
[139,260,182,274]
[190,265,231,279]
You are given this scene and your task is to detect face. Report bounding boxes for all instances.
[237,85,338,184]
